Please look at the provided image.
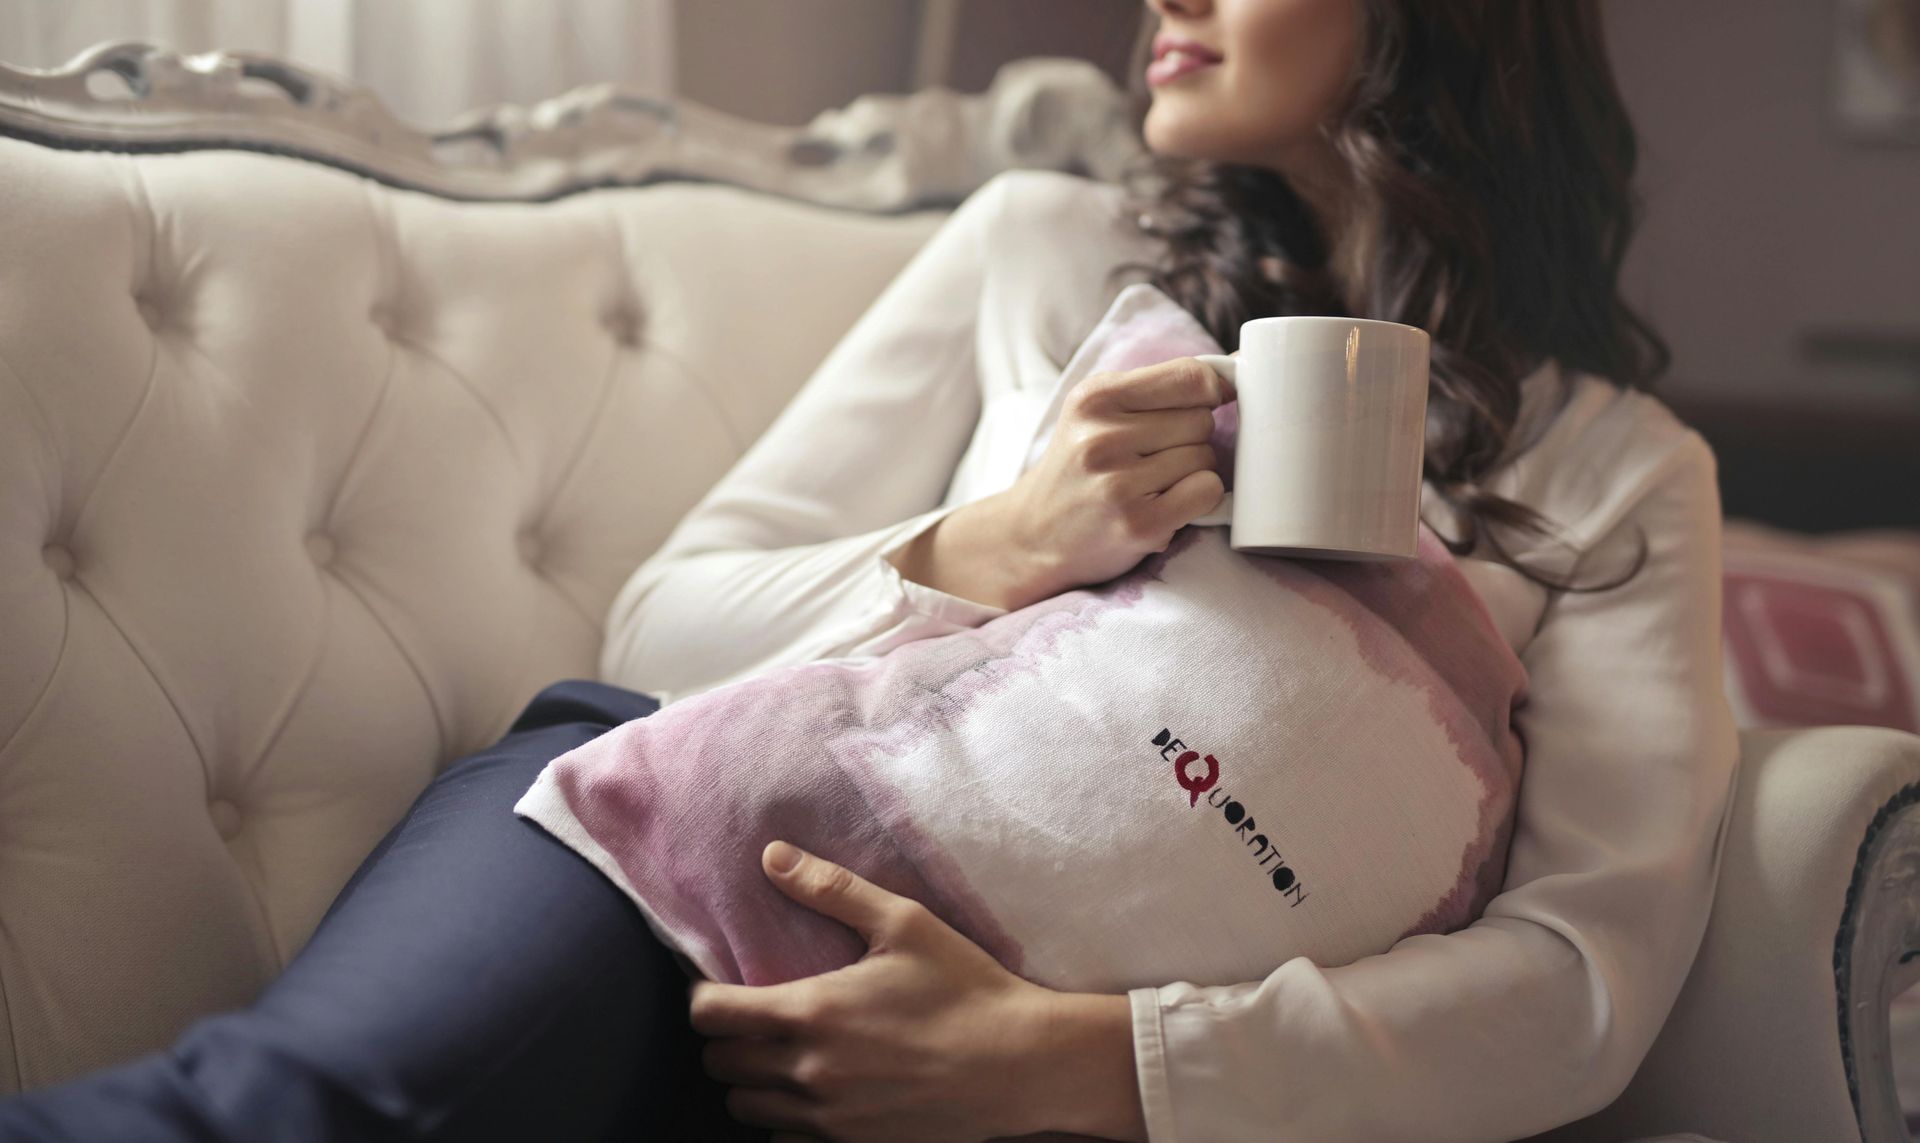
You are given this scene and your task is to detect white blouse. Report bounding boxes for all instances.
[599,169,1742,1143]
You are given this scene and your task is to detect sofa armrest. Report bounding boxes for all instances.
[1544,725,1920,1143]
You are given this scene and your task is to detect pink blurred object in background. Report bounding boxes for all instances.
[1719,519,1920,734]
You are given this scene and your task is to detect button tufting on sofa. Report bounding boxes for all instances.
[368,302,401,336]
[40,543,75,579]
[207,800,242,841]
[304,532,337,567]
[516,528,544,567]
[602,304,643,348]
[133,291,166,330]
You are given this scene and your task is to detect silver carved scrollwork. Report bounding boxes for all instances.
[1843,793,1920,1142]
[0,41,1148,209]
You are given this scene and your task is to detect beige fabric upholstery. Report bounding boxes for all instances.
[0,134,945,1090]
[1530,725,1920,1143]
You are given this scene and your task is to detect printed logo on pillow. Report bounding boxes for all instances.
[1153,727,1309,907]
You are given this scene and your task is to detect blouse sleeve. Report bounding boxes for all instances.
[1125,430,1743,1142]
[597,175,1019,706]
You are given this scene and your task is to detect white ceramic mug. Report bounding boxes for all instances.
[1189,315,1431,561]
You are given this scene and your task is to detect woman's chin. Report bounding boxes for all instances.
[1141,108,1248,164]
[1141,124,1217,163]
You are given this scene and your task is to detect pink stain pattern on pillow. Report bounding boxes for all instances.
[536,560,1149,986]
[1260,530,1529,938]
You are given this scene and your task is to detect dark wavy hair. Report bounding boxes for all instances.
[1109,0,1667,593]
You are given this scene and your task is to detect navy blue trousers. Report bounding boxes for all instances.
[0,680,769,1142]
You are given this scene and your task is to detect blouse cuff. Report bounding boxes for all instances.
[1129,985,1180,1143]
[872,505,1011,630]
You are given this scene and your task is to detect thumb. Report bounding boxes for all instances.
[762,840,905,946]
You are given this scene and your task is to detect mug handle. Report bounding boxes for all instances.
[1188,354,1236,528]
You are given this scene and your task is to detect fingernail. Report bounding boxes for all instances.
[766,840,803,874]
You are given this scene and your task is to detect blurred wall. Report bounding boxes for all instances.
[1604,0,1920,407]
[676,0,1144,127]
[676,0,917,127]
[943,0,1145,96]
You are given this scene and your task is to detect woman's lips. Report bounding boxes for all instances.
[1147,50,1222,87]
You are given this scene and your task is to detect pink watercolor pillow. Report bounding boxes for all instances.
[518,525,1528,992]
[516,284,1530,992]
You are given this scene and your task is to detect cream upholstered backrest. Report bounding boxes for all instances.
[0,134,948,1090]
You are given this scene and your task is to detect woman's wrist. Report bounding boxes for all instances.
[887,491,1064,612]
[1008,989,1149,1142]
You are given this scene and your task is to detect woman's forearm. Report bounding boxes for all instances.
[885,491,1064,613]
[1011,990,1149,1141]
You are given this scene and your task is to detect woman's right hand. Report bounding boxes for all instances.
[885,356,1235,613]
[1000,356,1234,598]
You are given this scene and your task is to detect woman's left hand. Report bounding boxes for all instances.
[688,840,1067,1142]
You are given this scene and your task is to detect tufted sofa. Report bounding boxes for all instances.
[0,124,956,1087]
[5,55,1920,1143]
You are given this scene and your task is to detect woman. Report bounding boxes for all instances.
[1,0,1739,1140]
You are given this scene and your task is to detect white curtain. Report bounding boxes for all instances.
[0,0,676,127]
[344,0,674,127]
[0,0,287,64]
